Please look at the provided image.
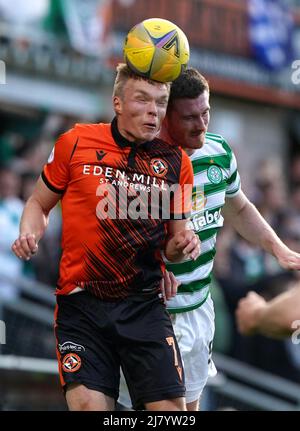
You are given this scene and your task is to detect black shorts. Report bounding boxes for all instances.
[54,290,185,409]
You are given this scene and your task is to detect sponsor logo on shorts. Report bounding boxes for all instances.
[58,341,85,353]
[62,353,82,373]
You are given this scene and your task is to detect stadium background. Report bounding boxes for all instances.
[1,0,300,411]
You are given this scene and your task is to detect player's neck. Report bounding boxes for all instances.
[184,148,196,156]
[112,117,146,146]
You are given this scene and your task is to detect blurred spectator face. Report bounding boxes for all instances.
[0,169,21,199]
[259,181,286,211]
[255,159,286,210]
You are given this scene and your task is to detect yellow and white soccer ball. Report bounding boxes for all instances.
[123,18,190,83]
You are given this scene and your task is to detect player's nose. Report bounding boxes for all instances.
[147,100,158,116]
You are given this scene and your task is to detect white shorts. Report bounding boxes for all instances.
[118,294,217,407]
[172,294,217,404]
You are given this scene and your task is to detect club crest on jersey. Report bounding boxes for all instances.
[192,190,207,213]
[150,158,168,177]
[62,353,82,373]
[207,165,223,184]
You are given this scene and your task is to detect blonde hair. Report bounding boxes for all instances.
[113,63,171,98]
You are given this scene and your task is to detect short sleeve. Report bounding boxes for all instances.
[42,128,78,194]
[170,150,194,219]
[225,151,241,198]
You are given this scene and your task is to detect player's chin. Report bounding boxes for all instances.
[185,140,204,150]
[191,135,205,148]
[141,130,158,141]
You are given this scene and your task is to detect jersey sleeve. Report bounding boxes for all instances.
[42,128,78,194]
[170,150,194,219]
[225,149,241,198]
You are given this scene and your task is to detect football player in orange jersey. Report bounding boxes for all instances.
[12,64,200,411]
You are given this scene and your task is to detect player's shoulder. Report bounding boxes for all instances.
[58,122,112,149]
[152,138,191,175]
[73,122,110,138]
[152,137,182,156]
[205,132,233,156]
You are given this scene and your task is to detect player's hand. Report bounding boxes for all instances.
[12,233,38,261]
[235,291,267,335]
[276,247,300,271]
[173,229,201,261]
[160,270,181,303]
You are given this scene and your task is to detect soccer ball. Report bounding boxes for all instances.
[123,18,190,83]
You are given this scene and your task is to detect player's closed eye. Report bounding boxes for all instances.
[157,100,168,107]
[136,97,147,103]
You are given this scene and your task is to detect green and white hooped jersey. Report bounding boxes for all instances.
[166,133,241,314]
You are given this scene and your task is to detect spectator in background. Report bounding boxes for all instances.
[12,139,52,176]
[0,167,24,301]
[254,159,287,229]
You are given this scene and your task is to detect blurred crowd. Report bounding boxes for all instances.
[0,113,77,300]
[213,155,300,383]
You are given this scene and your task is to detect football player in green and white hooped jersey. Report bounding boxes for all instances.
[118,68,300,411]
[161,68,300,411]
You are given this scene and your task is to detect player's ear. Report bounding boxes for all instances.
[113,96,122,115]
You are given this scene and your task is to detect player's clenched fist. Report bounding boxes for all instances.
[12,233,38,261]
[174,229,201,260]
[165,229,201,263]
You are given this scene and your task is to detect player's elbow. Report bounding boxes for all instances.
[26,195,49,215]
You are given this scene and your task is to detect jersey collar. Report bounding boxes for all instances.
[111,117,133,148]
[111,117,153,150]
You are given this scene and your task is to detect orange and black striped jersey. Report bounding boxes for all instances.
[42,118,193,300]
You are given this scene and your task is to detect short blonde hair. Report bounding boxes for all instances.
[113,63,171,98]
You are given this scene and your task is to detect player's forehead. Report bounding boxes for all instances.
[173,91,210,114]
[125,78,169,98]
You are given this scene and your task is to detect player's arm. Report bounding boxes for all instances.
[164,149,200,262]
[236,287,300,338]
[222,190,300,270]
[164,219,200,263]
[12,127,76,260]
[12,177,61,261]
[160,270,180,302]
